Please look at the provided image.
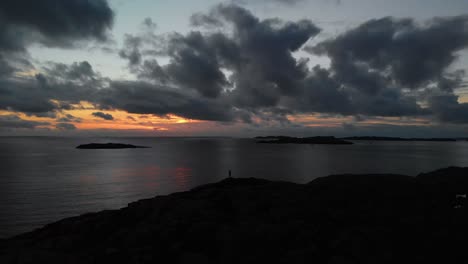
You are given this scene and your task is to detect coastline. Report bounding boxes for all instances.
[1,167,468,263]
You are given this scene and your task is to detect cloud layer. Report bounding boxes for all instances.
[115,5,468,125]
[2,2,468,133]
[0,0,113,51]
[92,112,114,121]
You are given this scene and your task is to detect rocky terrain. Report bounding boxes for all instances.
[1,167,468,263]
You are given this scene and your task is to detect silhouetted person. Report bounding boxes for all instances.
[228,169,232,178]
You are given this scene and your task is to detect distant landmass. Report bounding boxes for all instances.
[76,143,150,149]
[256,136,353,145]
[1,167,468,263]
[256,136,463,143]
[342,136,458,142]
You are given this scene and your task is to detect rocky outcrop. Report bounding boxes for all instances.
[1,167,468,263]
[342,136,458,142]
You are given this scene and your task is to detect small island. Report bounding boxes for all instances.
[256,136,353,145]
[76,143,150,149]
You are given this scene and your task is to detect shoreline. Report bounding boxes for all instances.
[1,167,468,263]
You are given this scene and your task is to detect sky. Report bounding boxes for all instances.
[1,0,468,137]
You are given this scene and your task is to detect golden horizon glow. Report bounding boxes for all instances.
[1,96,459,133]
[0,101,204,132]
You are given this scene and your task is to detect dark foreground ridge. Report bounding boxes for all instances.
[342,136,458,142]
[76,143,150,149]
[2,167,468,263]
[256,136,353,145]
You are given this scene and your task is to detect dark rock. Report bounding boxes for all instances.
[76,143,150,149]
[342,136,457,142]
[1,168,468,263]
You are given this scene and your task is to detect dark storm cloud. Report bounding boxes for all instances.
[0,0,114,50]
[96,81,235,121]
[57,114,82,123]
[0,61,105,115]
[290,65,353,114]
[136,59,168,82]
[3,2,468,129]
[163,32,231,98]
[231,0,305,5]
[92,112,114,121]
[0,77,59,113]
[56,123,77,131]
[43,61,98,82]
[0,115,49,129]
[352,88,424,117]
[179,4,320,104]
[0,55,15,76]
[428,94,468,124]
[311,16,468,90]
[309,15,468,121]
[116,5,468,124]
[120,29,235,98]
[27,111,57,118]
[0,0,114,119]
[118,3,321,121]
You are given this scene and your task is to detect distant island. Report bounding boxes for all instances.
[76,143,150,149]
[256,136,353,145]
[256,136,463,143]
[1,167,468,263]
[342,136,458,142]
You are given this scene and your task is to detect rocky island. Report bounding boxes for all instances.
[256,136,353,145]
[2,167,468,263]
[342,136,458,142]
[76,143,150,149]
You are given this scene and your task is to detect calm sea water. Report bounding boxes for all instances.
[1,136,468,238]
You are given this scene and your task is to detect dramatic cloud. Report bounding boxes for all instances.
[429,94,468,124]
[0,0,114,123]
[3,2,468,134]
[57,114,82,123]
[119,4,321,120]
[56,123,77,131]
[0,115,49,129]
[163,32,231,98]
[310,15,468,120]
[0,0,114,51]
[94,5,468,125]
[0,61,105,115]
[312,16,468,90]
[289,65,353,114]
[96,81,234,121]
[92,112,114,121]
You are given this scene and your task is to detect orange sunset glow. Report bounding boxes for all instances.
[0,103,202,132]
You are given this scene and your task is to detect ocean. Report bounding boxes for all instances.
[1,136,468,238]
